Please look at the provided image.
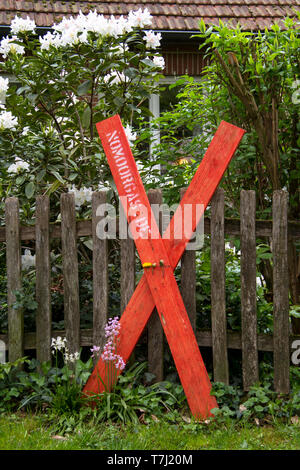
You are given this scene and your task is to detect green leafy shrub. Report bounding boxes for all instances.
[210,369,300,424]
[87,362,187,424]
[0,351,93,413]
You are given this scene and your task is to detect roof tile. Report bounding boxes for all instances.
[0,0,298,31]
[214,5,235,16]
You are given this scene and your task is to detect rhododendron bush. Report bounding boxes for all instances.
[0,10,164,221]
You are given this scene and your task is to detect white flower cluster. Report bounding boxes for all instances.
[21,126,30,136]
[0,36,25,58]
[51,336,80,364]
[7,158,29,174]
[68,185,93,209]
[103,71,126,85]
[153,56,165,69]
[98,181,109,191]
[128,9,153,28]
[111,44,129,56]
[39,31,63,51]
[0,108,18,130]
[11,15,36,35]
[21,249,36,270]
[0,77,9,101]
[51,336,67,352]
[124,124,137,145]
[64,351,80,363]
[38,9,159,50]
[143,30,162,49]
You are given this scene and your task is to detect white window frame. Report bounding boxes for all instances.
[149,75,202,164]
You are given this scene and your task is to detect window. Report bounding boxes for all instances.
[149,75,202,164]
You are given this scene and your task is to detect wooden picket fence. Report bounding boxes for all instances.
[0,188,299,393]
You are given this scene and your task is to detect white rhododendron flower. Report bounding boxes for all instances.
[0,35,25,57]
[0,77,9,100]
[98,182,109,191]
[0,108,18,130]
[128,8,152,28]
[0,77,9,94]
[21,126,30,136]
[103,71,126,85]
[153,56,165,69]
[39,9,153,50]
[143,30,162,49]
[68,185,93,208]
[113,15,132,35]
[81,10,104,34]
[104,16,125,38]
[10,15,36,35]
[39,31,62,50]
[124,124,137,145]
[7,158,29,174]
[21,249,36,270]
[112,44,129,56]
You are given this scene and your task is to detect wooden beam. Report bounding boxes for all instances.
[241,190,259,390]
[1,217,299,243]
[61,193,80,355]
[211,188,229,384]
[2,329,298,354]
[147,189,164,382]
[92,192,109,357]
[273,190,290,394]
[35,195,51,363]
[5,197,23,362]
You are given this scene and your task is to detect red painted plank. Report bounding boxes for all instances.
[84,117,245,417]
[96,115,219,418]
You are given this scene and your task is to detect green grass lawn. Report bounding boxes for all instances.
[0,413,299,450]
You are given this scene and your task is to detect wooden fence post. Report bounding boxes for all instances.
[273,190,290,394]
[36,195,51,362]
[120,238,135,365]
[92,191,109,356]
[61,193,80,355]
[5,197,23,362]
[147,189,164,382]
[180,188,196,333]
[210,188,229,384]
[120,216,135,316]
[240,190,259,390]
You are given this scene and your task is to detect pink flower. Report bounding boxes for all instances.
[97,316,126,381]
[90,345,101,359]
[115,355,126,370]
[101,340,114,361]
[104,316,121,339]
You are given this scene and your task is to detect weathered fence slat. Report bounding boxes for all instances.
[120,219,136,364]
[240,190,259,390]
[180,188,196,333]
[92,192,108,355]
[35,195,51,363]
[120,213,136,315]
[210,188,229,384]
[273,190,290,394]
[147,189,164,382]
[5,197,23,362]
[61,193,80,355]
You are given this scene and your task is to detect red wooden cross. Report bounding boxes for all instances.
[83,115,245,419]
